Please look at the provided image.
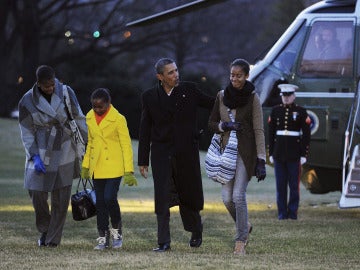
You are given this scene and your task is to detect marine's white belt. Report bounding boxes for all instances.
[276,130,300,136]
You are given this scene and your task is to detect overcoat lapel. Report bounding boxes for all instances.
[31,79,64,119]
[98,106,117,129]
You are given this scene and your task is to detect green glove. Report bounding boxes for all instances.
[81,167,90,179]
[123,172,138,187]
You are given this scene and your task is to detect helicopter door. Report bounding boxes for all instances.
[293,19,355,163]
[291,19,356,187]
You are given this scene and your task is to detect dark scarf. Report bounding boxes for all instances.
[223,80,254,109]
[37,86,52,103]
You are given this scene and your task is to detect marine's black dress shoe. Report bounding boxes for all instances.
[153,243,171,252]
[38,232,47,247]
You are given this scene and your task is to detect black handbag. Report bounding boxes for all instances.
[71,178,96,221]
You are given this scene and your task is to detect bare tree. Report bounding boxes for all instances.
[0,0,318,117]
[0,0,171,116]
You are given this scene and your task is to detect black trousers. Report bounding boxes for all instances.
[157,203,202,245]
[155,155,202,245]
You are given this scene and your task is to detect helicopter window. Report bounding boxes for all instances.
[272,24,306,75]
[299,21,354,78]
[263,24,306,107]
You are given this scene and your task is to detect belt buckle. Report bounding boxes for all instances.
[285,130,289,135]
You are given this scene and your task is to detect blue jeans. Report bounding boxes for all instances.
[221,157,249,242]
[93,177,122,234]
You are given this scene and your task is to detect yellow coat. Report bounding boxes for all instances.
[82,105,134,179]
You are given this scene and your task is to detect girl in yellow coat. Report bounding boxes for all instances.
[81,88,137,250]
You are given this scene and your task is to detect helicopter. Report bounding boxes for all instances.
[126,0,360,208]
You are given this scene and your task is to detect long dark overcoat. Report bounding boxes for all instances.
[18,79,87,192]
[138,81,214,213]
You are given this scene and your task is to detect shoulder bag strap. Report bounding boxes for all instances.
[227,108,235,122]
[63,85,74,120]
[220,90,235,122]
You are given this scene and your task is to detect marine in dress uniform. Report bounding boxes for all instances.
[268,84,311,220]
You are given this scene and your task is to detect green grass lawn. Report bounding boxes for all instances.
[1,117,359,270]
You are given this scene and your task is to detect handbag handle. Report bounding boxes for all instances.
[75,178,94,193]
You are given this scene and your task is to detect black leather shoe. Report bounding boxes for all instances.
[153,243,171,252]
[46,242,58,248]
[189,236,202,248]
[38,232,47,247]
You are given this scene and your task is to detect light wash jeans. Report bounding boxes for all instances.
[221,156,249,242]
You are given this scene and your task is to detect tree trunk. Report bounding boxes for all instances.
[20,0,40,96]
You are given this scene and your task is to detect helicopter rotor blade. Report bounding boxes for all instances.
[126,0,227,27]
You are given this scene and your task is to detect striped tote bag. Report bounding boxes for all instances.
[205,108,238,184]
[217,129,238,183]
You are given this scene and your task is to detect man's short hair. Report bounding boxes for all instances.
[155,58,175,74]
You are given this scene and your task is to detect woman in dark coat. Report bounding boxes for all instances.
[138,58,214,252]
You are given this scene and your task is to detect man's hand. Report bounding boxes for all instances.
[139,166,148,179]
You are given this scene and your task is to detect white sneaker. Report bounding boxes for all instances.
[94,236,109,250]
[110,228,123,248]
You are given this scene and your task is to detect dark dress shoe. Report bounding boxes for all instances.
[189,237,202,248]
[189,230,202,248]
[153,243,171,252]
[38,232,47,247]
[46,242,58,248]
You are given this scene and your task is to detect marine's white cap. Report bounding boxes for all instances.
[278,84,298,95]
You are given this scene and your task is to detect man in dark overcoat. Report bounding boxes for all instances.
[138,58,214,252]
